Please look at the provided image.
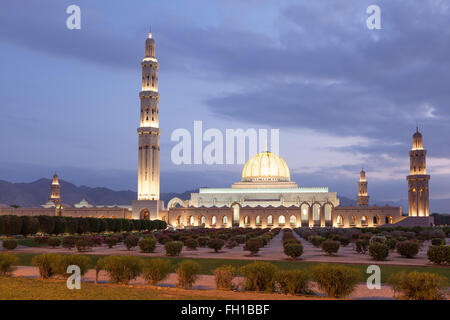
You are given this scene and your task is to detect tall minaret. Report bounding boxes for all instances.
[49,173,61,206]
[357,169,369,207]
[407,127,430,216]
[132,31,162,220]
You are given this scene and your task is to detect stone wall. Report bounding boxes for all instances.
[0,207,131,219]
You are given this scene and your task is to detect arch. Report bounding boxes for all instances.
[373,215,380,225]
[176,215,183,226]
[323,203,332,222]
[210,215,217,226]
[336,215,344,226]
[199,215,206,226]
[255,215,262,226]
[300,203,309,224]
[222,216,228,225]
[289,215,296,225]
[267,215,273,226]
[361,216,368,226]
[278,215,286,226]
[167,197,186,209]
[312,203,321,225]
[140,208,150,220]
[189,215,195,226]
[385,216,393,224]
[244,215,250,225]
[231,202,240,226]
[350,215,356,226]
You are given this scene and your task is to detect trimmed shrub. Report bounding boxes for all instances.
[240,261,278,292]
[142,258,172,285]
[87,218,100,234]
[385,238,398,250]
[234,235,246,244]
[105,236,118,248]
[431,238,445,246]
[76,238,93,252]
[244,238,263,256]
[55,254,90,278]
[390,271,445,300]
[0,216,5,236]
[208,239,225,253]
[53,217,67,235]
[427,245,449,265]
[0,253,18,276]
[76,218,89,234]
[62,236,77,250]
[65,217,78,235]
[396,241,420,258]
[321,240,340,256]
[184,238,198,250]
[34,236,48,246]
[309,236,325,247]
[152,219,167,230]
[124,235,139,250]
[225,240,238,249]
[165,241,183,256]
[339,236,351,247]
[197,236,209,247]
[21,216,40,236]
[276,270,309,295]
[355,239,369,254]
[3,215,23,236]
[176,260,201,289]
[157,235,170,245]
[48,237,61,248]
[38,216,55,234]
[97,256,142,284]
[2,239,18,250]
[90,235,104,246]
[310,264,361,298]
[213,265,235,291]
[32,254,61,279]
[283,243,303,260]
[138,238,157,253]
[368,242,389,261]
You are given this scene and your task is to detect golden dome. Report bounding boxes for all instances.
[242,151,290,182]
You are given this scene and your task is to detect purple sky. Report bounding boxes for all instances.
[1,0,450,211]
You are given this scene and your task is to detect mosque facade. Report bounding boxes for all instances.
[0,33,433,228]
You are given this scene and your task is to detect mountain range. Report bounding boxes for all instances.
[0,178,448,213]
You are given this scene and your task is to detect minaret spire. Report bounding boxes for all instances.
[407,128,430,216]
[132,31,161,221]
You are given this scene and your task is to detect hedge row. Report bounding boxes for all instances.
[0,215,166,236]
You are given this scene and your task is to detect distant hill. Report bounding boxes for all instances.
[0,178,195,208]
[0,178,448,213]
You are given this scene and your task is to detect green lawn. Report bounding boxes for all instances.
[10,253,450,285]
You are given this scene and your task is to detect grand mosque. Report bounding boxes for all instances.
[0,33,433,228]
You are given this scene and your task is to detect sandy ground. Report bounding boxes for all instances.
[11,265,399,300]
[1,232,447,267]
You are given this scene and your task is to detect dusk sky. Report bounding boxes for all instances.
[1,1,450,210]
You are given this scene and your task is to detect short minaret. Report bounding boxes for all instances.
[132,31,162,220]
[49,173,61,206]
[357,169,369,207]
[407,127,430,216]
